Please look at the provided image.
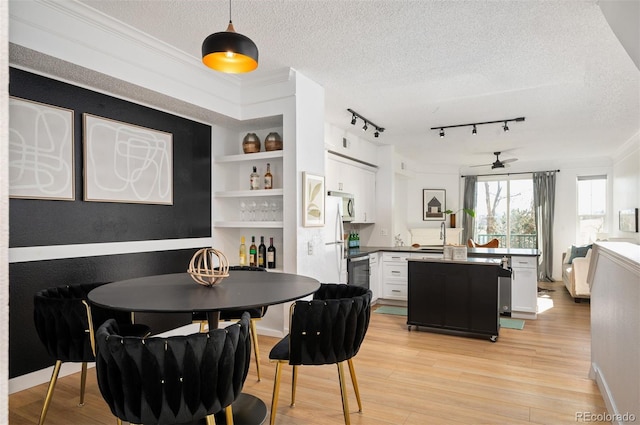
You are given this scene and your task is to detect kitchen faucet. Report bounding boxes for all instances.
[440,221,446,246]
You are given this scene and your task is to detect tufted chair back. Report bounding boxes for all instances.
[268,283,372,425]
[34,282,136,362]
[33,282,151,425]
[95,312,251,425]
[290,284,371,365]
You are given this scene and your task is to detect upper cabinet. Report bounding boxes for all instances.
[326,153,376,224]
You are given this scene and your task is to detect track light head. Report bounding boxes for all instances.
[439,128,445,138]
[374,131,379,138]
[362,122,368,131]
[503,122,509,132]
[472,125,477,135]
[351,114,357,125]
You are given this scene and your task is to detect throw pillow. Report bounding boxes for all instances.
[568,244,592,264]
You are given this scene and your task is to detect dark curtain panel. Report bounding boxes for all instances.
[533,171,557,281]
[462,176,477,245]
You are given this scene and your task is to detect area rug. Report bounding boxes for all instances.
[373,306,408,316]
[500,317,525,330]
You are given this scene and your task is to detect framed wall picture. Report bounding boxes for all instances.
[619,208,639,233]
[83,113,173,205]
[423,189,446,221]
[302,172,325,227]
[9,97,75,200]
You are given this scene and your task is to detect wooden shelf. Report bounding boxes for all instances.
[214,221,283,228]
[215,151,283,163]
[215,189,283,198]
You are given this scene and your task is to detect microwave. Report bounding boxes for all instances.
[327,191,355,222]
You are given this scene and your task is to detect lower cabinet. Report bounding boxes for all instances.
[407,259,501,342]
[510,256,538,319]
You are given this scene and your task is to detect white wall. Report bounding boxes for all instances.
[612,134,640,243]
[1,0,10,420]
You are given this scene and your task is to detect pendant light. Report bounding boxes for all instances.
[201,0,258,73]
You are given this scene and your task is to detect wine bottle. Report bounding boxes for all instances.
[249,236,257,266]
[258,236,267,268]
[239,236,247,266]
[264,163,273,190]
[267,237,276,269]
[250,166,259,190]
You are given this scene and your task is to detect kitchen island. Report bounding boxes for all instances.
[351,246,539,319]
[407,257,509,342]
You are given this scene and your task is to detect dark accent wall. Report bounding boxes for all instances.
[8,69,212,378]
[9,68,211,247]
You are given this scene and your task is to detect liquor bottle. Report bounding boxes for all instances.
[267,237,276,269]
[249,236,257,266]
[264,163,273,190]
[239,236,247,266]
[250,166,260,190]
[258,236,267,268]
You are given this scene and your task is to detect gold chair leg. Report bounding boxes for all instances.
[290,365,298,407]
[270,361,283,425]
[225,405,234,425]
[206,414,215,425]
[337,362,351,425]
[38,360,62,425]
[249,318,261,381]
[199,321,208,333]
[116,418,122,425]
[79,362,87,406]
[347,358,362,412]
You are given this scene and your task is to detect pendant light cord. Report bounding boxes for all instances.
[229,0,233,24]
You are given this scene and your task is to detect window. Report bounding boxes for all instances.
[474,177,536,249]
[577,175,607,244]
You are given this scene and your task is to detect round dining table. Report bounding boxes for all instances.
[88,270,321,425]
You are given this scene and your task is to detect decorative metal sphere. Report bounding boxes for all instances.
[187,248,230,286]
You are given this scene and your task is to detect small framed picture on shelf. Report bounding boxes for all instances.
[423,189,446,221]
[302,172,324,227]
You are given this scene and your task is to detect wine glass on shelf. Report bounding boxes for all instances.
[239,201,246,221]
[261,201,270,221]
[248,201,257,221]
[270,201,278,221]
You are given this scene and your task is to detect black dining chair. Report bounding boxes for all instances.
[268,284,372,425]
[33,282,151,425]
[95,312,251,425]
[192,265,268,381]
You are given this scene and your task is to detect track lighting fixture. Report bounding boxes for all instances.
[347,108,385,138]
[431,117,525,138]
[201,0,258,73]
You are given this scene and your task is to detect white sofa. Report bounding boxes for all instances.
[561,248,592,301]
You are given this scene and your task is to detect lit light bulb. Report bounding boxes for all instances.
[225,51,235,58]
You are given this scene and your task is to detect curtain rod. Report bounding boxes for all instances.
[460,169,560,178]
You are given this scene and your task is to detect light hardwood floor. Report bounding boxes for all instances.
[10,280,607,424]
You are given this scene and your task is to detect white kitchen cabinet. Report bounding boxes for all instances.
[368,253,379,302]
[510,256,538,319]
[325,153,376,223]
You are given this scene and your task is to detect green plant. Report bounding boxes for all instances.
[444,208,475,218]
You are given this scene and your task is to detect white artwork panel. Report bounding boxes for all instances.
[83,114,173,205]
[9,97,75,200]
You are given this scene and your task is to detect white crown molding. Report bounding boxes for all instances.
[9,0,243,118]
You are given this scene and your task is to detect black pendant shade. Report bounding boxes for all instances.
[202,22,259,73]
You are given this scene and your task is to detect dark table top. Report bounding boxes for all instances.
[88,270,321,314]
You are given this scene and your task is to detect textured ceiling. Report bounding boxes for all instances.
[40,1,640,169]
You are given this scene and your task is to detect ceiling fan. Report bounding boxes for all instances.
[471,152,518,169]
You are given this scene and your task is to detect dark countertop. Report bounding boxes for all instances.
[346,246,539,259]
